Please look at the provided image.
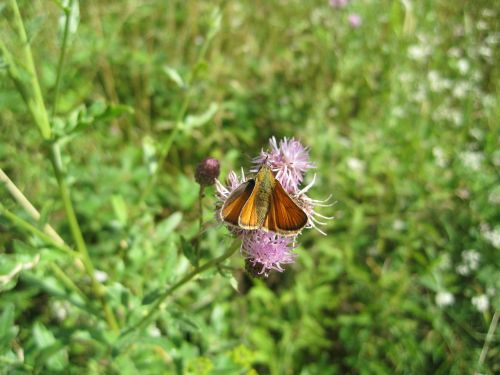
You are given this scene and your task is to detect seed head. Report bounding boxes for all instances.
[195,157,220,186]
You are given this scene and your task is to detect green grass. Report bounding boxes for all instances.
[0,0,499,374]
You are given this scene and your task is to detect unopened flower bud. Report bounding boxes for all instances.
[195,157,220,186]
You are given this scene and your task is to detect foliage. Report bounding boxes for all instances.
[0,0,498,374]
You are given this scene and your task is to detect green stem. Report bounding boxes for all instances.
[120,240,239,337]
[8,0,51,139]
[0,167,65,245]
[0,203,79,258]
[475,311,499,374]
[52,0,73,116]
[49,263,89,303]
[48,143,120,332]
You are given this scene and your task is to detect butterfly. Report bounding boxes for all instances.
[220,164,308,235]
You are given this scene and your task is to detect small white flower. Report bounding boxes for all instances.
[476,20,488,31]
[452,81,470,99]
[459,151,484,171]
[471,294,489,312]
[51,301,69,321]
[478,46,492,58]
[448,47,461,58]
[393,219,405,231]
[488,190,500,205]
[456,264,470,276]
[462,249,480,271]
[482,227,500,249]
[94,269,108,282]
[346,157,365,173]
[149,325,162,337]
[433,147,447,167]
[457,58,470,74]
[408,44,431,61]
[436,291,455,307]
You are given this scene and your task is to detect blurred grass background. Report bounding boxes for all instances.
[0,0,499,374]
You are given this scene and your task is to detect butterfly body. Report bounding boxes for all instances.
[220,165,308,235]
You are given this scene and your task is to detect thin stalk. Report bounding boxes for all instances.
[0,203,79,258]
[475,311,499,374]
[52,0,73,116]
[48,143,120,332]
[48,263,89,303]
[0,168,65,245]
[8,0,51,139]
[198,185,205,231]
[120,240,239,338]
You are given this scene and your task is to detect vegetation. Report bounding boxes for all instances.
[0,0,498,373]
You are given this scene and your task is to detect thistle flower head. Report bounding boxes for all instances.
[241,231,297,276]
[253,137,314,193]
[348,13,362,28]
[215,137,332,276]
[195,157,220,186]
[329,0,349,8]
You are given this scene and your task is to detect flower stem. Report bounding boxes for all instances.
[48,143,120,332]
[52,0,73,116]
[0,168,65,245]
[120,240,239,338]
[0,203,79,258]
[475,311,499,374]
[8,0,51,139]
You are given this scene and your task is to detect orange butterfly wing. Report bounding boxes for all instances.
[264,181,308,235]
[220,180,255,225]
[238,183,262,229]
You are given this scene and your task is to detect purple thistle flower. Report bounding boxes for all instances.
[329,0,349,9]
[215,137,333,276]
[348,13,362,28]
[242,231,297,276]
[252,137,315,193]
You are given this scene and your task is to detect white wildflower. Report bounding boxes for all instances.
[452,81,469,99]
[478,46,492,58]
[456,264,470,276]
[432,147,447,167]
[488,190,500,204]
[482,226,500,248]
[408,44,431,61]
[457,58,470,74]
[459,151,483,171]
[94,269,108,282]
[471,294,489,312]
[393,219,405,231]
[149,325,162,337]
[436,291,455,307]
[462,249,480,271]
[346,157,365,173]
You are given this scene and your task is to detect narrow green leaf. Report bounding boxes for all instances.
[184,103,218,129]
[180,236,198,267]
[163,66,184,88]
[155,212,183,240]
[111,194,128,226]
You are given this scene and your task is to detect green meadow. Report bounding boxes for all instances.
[0,0,498,373]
